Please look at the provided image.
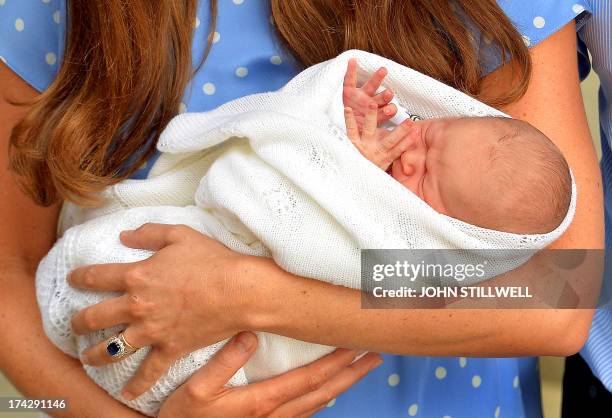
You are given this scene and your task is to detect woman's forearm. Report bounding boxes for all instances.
[0,266,144,418]
[244,254,596,357]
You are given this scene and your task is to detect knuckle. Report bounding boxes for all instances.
[305,370,327,392]
[124,267,148,289]
[250,392,273,418]
[142,321,162,339]
[164,341,181,355]
[185,382,206,402]
[80,309,97,330]
[128,294,148,318]
[82,268,97,287]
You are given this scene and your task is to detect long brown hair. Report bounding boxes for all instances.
[9,0,530,206]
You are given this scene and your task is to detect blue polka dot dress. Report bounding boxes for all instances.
[0,1,592,417]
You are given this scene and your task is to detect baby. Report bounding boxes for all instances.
[342,58,572,235]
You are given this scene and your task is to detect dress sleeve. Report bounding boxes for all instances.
[479,0,592,74]
[0,0,66,92]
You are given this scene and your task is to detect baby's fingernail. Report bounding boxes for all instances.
[122,390,134,401]
[384,108,391,115]
[235,332,256,353]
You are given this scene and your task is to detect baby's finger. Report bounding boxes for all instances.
[380,119,414,149]
[343,58,358,89]
[344,107,361,144]
[361,67,388,96]
[372,89,394,105]
[122,348,175,400]
[362,102,378,141]
[378,103,398,124]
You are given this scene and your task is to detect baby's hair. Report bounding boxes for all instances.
[480,117,572,234]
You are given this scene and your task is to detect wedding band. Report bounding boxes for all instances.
[106,332,139,359]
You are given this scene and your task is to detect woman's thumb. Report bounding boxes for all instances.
[187,332,258,393]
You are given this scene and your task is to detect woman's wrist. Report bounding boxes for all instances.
[235,255,289,333]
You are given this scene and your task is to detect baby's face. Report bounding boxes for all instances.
[390,117,497,225]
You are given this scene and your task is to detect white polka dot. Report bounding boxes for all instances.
[212,31,220,43]
[408,404,418,416]
[53,10,61,24]
[233,0,244,4]
[195,17,200,28]
[387,373,400,387]
[202,82,216,95]
[15,18,25,32]
[0,56,6,64]
[513,375,520,388]
[45,52,57,65]
[42,0,51,3]
[459,357,467,368]
[0,0,5,6]
[572,4,585,14]
[178,103,187,113]
[235,67,248,78]
[522,35,531,47]
[533,16,545,29]
[326,398,336,407]
[435,366,447,380]
[472,375,482,388]
[270,55,282,65]
[443,416,452,418]
[494,406,501,418]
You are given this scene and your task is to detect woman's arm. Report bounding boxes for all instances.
[0,63,148,418]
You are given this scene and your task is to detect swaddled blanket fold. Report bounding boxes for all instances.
[37,50,576,416]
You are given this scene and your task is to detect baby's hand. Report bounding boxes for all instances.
[343,58,397,131]
[345,101,414,171]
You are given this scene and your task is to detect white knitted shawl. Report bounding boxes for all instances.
[36,50,576,416]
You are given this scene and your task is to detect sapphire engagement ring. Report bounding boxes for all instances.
[106,332,139,359]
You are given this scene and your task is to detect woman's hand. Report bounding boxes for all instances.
[159,332,382,418]
[68,223,258,399]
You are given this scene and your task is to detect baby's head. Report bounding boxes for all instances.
[390,116,572,234]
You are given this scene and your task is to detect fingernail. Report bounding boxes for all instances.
[122,390,134,401]
[235,332,256,353]
[384,108,391,115]
[370,356,384,369]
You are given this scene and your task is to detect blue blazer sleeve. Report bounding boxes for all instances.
[0,0,65,92]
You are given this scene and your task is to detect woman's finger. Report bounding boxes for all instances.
[68,263,136,291]
[71,294,132,335]
[122,348,176,400]
[343,58,358,89]
[362,102,378,141]
[179,332,258,399]
[361,67,387,96]
[250,348,358,413]
[81,326,150,367]
[344,107,361,144]
[269,353,383,418]
[120,223,199,251]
